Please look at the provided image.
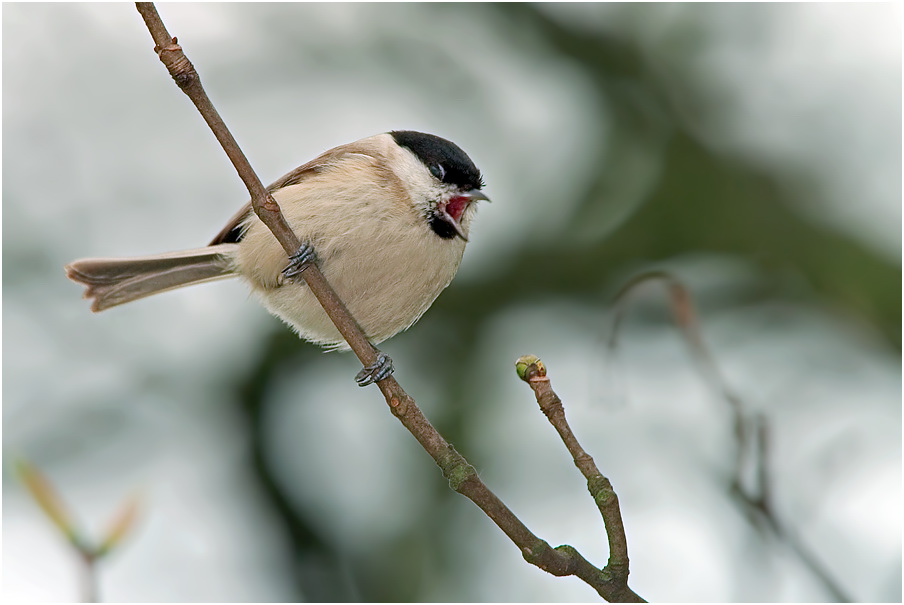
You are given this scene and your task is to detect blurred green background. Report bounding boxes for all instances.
[4,3,900,602]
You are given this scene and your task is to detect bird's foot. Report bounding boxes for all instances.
[281,243,317,281]
[355,352,394,387]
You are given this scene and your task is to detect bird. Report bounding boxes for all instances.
[65,130,489,385]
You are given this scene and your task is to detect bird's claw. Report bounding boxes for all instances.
[355,352,394,386]
[282,243,317,281]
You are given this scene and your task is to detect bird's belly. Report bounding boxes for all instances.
[254,229,465,349]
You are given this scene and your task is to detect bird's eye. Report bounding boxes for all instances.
[430,163,446,181]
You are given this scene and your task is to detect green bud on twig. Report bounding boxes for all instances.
[515,355,546,381]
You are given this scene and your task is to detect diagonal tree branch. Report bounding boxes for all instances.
[133,3,644,601]
[134,3,379,376]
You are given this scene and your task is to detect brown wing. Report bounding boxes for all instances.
[208,142,377,245]
[208,201,255,245]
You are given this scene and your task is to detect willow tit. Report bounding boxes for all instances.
[65,131,489,385]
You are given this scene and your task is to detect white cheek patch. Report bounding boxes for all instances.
[393,145,446,209]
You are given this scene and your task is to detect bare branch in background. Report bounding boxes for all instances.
[608,270,851,601]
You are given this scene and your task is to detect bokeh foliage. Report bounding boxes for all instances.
[226,4,899,601]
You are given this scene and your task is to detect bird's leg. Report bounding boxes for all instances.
[355,351,394,387]
[281,243,317,281]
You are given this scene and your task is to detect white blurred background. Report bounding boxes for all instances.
[3,3,900,602]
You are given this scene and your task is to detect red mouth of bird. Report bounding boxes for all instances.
[437,190,489,241]
[445,196,470,223]
[437,196,471,241]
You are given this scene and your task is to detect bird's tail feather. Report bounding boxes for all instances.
[65,244,240,312]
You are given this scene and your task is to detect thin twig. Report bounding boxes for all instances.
[132,3,640,601]
[516,356,644,603]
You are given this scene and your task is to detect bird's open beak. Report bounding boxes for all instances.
[463,190,491,204]
[440,190,491,241]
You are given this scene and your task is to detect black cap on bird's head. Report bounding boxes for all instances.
[390,130,485,192]
[390,130,488,241]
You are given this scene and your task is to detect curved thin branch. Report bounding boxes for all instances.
[608,270,850,601]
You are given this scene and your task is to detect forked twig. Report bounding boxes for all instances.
[16,459,140,603]
[132,3,643,601]
[516,356,643,603]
